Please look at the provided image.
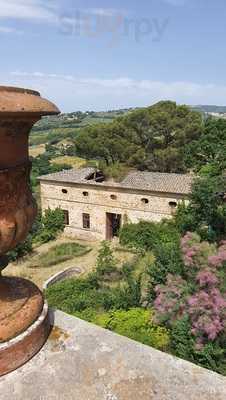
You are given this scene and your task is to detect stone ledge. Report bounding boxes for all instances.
[0,309,225,400]
[42,267,82,290]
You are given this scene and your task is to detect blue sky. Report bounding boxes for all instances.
[1,0,226,111]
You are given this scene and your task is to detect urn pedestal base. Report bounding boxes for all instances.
[0,277,51,376]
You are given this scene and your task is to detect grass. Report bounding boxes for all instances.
[51,156,87,168]
[29,144,46,157]
[29,127,79,146]
[28,242,91,269]
[114,245,140,255]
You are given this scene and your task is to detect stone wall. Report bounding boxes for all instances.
[40,181,188,240]
[1,309,225,400]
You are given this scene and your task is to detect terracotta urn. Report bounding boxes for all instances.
[0,86,60,376]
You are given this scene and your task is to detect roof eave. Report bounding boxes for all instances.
[39,178,191,196]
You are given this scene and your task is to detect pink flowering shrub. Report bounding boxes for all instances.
[154,274,188,325]
[154,232,226,349]
[181,232,216,271]
[188,288,226,346]
[196,269,219,287]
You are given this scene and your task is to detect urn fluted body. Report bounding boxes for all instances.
[0,87,59,257]
[0,86,60,376]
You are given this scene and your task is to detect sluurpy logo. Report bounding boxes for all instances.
[58,9,170,47]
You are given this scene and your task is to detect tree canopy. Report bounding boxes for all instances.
[75,101,204,173]
[185,117,226,176]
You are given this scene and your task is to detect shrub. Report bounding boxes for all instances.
[153,232,226,374]
[147,240,184,295]
[171,316,226,375]
[46,276,100,314]
[188,288,226,344]
[75,308,170,351]
[175,175,226,241]
[120,220,184,302]
[154,274,189,326]
[154,233,226,344]
[46,270,142,314]
[120,220,180,251]
[170,316,196,362]
[96,241,118,278]
[98,160,129,182]
[31,153,71,188]
[34,208,65,244]
[7,236,33,262]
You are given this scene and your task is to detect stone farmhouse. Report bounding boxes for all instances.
[39,168,193,241]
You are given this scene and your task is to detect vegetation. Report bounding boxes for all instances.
[29,242,91,268]
[46,257,142,314]
[8,237,33,262]
[31,153,71,189]
[154,233,226,375]
[46,222,226,374]
[15,101,226,374]
[34,208,66,245]
[8,208,66,262]
[191,105,226,114]
[46,242,169,351]
[75,101,203,173]
[119,220,180,251]
[185,118,226,176]
[75,308,170,350]
[120,221,184,301]
[50,156,87,169]
[175,175,226,242]
[29,102,226,179]
[29,109,124,148]
[120,222,226,374]
[96,241,118,278]
[29,101,226,182]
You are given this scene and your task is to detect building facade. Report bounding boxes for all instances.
[39,168,193,241]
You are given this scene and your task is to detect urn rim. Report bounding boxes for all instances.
[0,85,60,116]
[0,86,40,96]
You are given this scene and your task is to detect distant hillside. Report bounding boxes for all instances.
[191,105,226,114]
[32,108,134,133]
[30,103,226,149]
[30,109,135,147]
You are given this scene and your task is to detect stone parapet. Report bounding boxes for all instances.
[1,310,225,399]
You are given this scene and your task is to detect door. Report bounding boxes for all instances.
[106,213,122,240]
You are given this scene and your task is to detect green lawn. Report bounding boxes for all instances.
[28,242,91,268]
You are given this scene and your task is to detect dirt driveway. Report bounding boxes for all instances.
[4,236,134,289]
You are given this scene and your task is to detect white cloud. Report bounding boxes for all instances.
[0,0,57,23]
[0,2,125,25]
[4,71,226,112]
[0,25,23,34]
[161,0,187,6]
[87,8,124,17]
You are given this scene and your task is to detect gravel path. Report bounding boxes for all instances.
[4,236,134,289]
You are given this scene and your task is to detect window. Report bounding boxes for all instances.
[169,201,177,208]
[141,198,149,204]
[62,189,68,194]
[83,213,90,229]
[169,201,177,214]
[110,194,117,200]
[63,210,69,225]
[83,191,89,197]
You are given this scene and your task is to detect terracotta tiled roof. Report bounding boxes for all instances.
[39,168,96,184]
[121,171,193,194]
[39,168,193,195]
